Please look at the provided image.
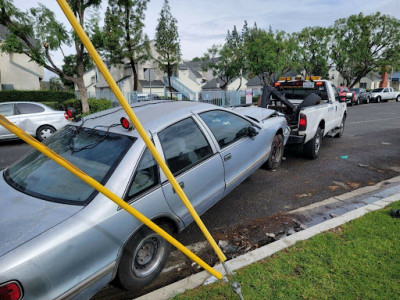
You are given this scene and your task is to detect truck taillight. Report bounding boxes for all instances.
[299,113,307,131]
[0,281,23,300]
[64,112,69,120]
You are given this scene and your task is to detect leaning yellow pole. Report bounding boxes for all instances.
[0,115,222,280]
[56,0,226,262]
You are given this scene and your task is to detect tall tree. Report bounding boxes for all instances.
[155,0,180,99]
[0,0,101,113]
[294,26,333,79]
[201,26,244,91]
[331,12,400,88]
[62,53,94,90]
[102,0,151,91]
[242,23,297,86]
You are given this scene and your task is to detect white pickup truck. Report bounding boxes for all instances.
[261,79,347,159]
[369,87,400,103]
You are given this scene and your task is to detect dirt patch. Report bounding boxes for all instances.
[346,182,361,189]
[328,185,340,192]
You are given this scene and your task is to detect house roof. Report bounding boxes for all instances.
[139,79,165,88]
[202,77,238,90]
[0,24,38,47]
[116,75,132,84]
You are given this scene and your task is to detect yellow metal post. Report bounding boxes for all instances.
[56,0,226,262]
[0,115,222,280]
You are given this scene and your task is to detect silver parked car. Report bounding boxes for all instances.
[0,101,69,141]
[0,101,289,299]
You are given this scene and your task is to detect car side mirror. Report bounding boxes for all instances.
[346,92,353,100]
[247,126,258,137]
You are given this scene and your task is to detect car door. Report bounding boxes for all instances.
[383,88,390,100]
[157,117,225,226]
[198,109,267,196]
[15,103,45,135]
[0,103,20,139]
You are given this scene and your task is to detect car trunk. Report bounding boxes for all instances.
[0,173,83,257]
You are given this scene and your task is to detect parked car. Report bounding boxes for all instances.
[0,100,289,299]
[368,87,400,103]
[0,102,69,141]
[350,88,368,104]
[337,86,356,105]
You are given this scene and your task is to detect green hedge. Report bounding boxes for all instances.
[0,90,76,103]
[62,98,113,115]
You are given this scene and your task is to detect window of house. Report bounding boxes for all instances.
[17,103,45,114]
[127,148,160,199]
[158,118,213,176]
[360,82,367,89]
[199,110,252,149]
[0,104,15,116]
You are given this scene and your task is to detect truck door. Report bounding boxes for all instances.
[330,83,344,127]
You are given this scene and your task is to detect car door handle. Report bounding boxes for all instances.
[224,154,232,161]
[173,181,184,193]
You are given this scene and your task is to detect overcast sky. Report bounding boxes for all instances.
[12,0,400,80]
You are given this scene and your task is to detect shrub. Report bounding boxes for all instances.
[62,98,113,115]
[0,90,75,103]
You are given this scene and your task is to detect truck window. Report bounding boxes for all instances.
[331,84,340,102]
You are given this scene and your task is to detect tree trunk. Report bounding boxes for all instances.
[167,63,173,99]
[130,58,139,91]
[76,78,89,113]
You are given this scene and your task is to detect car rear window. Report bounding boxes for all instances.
[4,125,135,205]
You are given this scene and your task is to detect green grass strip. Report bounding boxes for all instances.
[174,201,400,299]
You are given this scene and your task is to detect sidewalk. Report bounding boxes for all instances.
[136,175,400,299]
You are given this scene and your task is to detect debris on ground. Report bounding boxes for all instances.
[340,155,348,160]
[333,181,350,189]
[347,182,361,189]
[296,192,312,198]
[328,185,340,192]
[358,163,370,168]
[330,213,338,218]
[390,209,400,218]
[381,142,391,145]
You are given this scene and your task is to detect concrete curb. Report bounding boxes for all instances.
[136,185,400,300]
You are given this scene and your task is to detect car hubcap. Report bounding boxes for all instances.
[133,234,165,278]
[271,138,282,163]
[315,134,321,153]
[41,129,53,139]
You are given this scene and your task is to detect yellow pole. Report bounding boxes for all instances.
[56,0,226,262]
[0,115,222,280]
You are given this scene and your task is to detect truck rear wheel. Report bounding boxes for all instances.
[304,127,323,159]
[335,115,346,138]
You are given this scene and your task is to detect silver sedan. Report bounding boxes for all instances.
[0,100,289,299]
[0,101,69,141]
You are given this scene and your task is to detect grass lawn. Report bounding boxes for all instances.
[173,201,400,299]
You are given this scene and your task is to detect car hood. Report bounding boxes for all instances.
[228,106,279,122]
[0,173,83,257]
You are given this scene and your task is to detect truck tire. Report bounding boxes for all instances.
[295,93,321,119]
[264,133,284,170]
[117,223,172,291]
[304,127,323,159]
[396,95,400,102]
[335,115,346,138]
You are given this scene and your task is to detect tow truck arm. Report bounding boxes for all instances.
[260,84,296,113]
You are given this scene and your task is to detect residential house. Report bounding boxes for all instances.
[202,77,248,91]
[0,25,44,91]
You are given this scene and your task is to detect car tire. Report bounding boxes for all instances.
[376,96,381,103]
[303,127,323,159]
[117,223,172,291]
[334,115,346,138]
[264,133,284,170]
[36,125,56,142]
[366,97,370,104]
[356,98,360,105]
[397,95,400,102]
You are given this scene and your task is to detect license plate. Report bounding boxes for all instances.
[303,82,315,88]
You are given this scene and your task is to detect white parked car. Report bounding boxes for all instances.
[0,102,69,141]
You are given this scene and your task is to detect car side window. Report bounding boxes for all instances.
[383,88,389,93]
[331,84,340,102]
[199,110,252,149]
[17,103,45,114]
[0,104,15,116]
[127,148,159,199]
[158,117,213,176]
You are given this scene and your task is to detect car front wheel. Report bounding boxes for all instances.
[264,133,284,170]
[36,125,56,142]
[376,96,381,103]
[304,127,323,159]
[117,223,172,291]
[397,95,400,102]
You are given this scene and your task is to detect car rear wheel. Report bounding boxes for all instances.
[117,223,171,291]
[396,95,400,102]
[264,133,284,170]
[335,115,346,138]
[36,125,56,142]
[304,127,323,159]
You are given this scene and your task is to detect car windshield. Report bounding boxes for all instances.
[372,88,383,92]
[4,125,135,205]
[350,88,359,93]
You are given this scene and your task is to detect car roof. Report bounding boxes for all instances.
[79,100,218,136]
